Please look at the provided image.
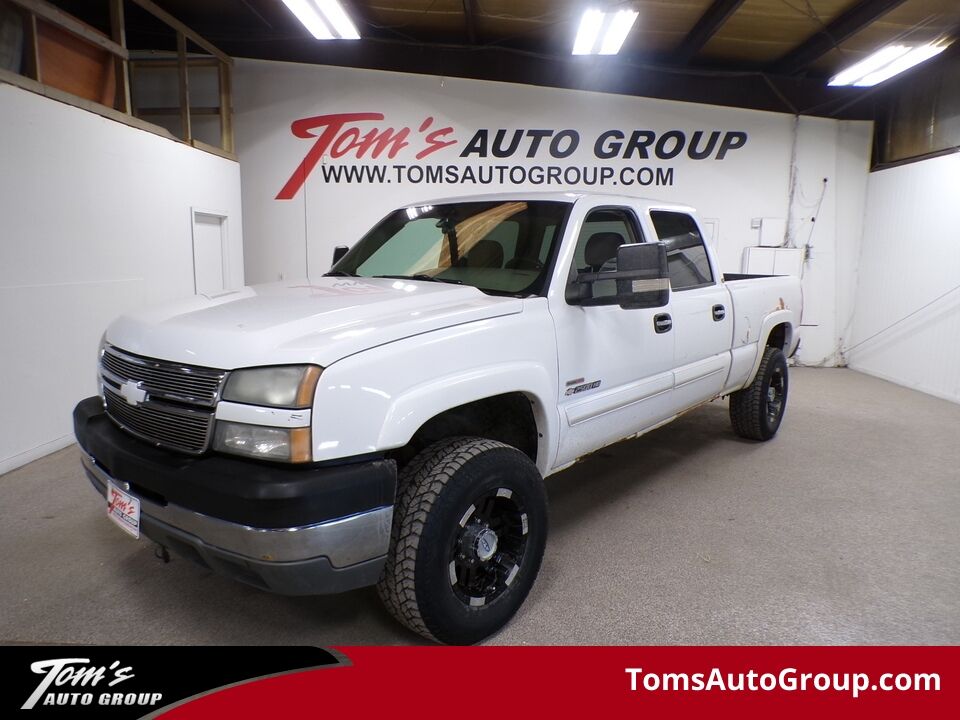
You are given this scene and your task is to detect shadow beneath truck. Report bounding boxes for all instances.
[544,399,747,535]
[121,543,432,645]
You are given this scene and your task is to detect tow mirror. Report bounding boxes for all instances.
[331,245,350,266]
[571,242,670,310]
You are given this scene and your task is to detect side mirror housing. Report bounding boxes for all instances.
[331,245,349,265]
[571,242,670,310]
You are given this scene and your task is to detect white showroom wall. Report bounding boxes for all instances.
[232,59,871,366]
[786,117,873,367]
[845,152,960,403]
[0,84,244,473]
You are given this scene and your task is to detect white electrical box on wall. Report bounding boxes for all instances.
[742,246,804,277]
[758,217,787,247]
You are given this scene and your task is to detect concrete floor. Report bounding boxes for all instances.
[1,368,958,645]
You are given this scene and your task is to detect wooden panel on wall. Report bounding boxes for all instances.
[36,18,115,106]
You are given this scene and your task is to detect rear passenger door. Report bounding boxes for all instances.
[648,210,733,410]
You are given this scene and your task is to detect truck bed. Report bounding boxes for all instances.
[723,272,803,352]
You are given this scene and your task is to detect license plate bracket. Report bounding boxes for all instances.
[107,481,141,539]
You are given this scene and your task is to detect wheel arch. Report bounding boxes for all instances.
[765,321,793,354]
[388,392,543,470]
[742,311,794,388]
[376,363,558,475]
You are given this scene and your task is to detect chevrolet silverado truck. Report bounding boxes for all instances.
[74,192,801,644]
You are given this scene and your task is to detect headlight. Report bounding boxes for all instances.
[214,422,312,463]
[222,365,321,408]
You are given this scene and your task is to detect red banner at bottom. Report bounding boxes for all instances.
[157,646,956,719]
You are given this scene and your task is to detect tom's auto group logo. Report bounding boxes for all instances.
[275,111,750,197]
[21,658,161,710]
[2,646,343,718]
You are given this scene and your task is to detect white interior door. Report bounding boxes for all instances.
[191,210,230,296]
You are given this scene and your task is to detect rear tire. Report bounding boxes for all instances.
[377,437,547,645]
[729,346,789,441]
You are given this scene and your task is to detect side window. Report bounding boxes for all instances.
[649,211,714,290]
[568,208,640,301]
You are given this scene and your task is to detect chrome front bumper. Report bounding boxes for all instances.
[82,452,392,595]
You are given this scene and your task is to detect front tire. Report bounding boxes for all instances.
[377,437,548,645]
[729,346,789,441]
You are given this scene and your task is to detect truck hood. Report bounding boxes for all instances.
[106,278,523,369]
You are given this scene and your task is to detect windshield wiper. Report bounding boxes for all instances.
[324,270,357,277]
[372,274,464,285]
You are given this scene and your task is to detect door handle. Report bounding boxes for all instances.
[712,304,726,321]
[654,313,672,334]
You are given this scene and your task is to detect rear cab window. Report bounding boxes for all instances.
[649,210,714,291]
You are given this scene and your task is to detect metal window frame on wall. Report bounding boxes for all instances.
[0,0,234,159]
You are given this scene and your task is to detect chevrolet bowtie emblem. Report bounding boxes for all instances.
[120,380,148,407]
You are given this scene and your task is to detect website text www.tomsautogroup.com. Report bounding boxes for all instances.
[625,667,941,698]
[313,162,676,187]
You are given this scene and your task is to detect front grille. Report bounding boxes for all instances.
[104,388,213,454]
[101,346,224,407]
[100,345,225,455]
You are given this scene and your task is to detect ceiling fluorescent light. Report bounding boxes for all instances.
[316,0,360,40]
[573,8,639,56]
[857,43,948,86]
[828,45,908,86]
[283,0,359,40]
[573,9,605,55]
[283,0,333,39]
[598,10,639,55]
[828,41,949,87]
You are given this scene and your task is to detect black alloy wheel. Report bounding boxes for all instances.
[448,487,529,608]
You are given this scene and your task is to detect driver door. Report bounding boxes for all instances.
[548,202,675,469]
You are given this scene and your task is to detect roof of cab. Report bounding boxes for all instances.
[408,190,696,214]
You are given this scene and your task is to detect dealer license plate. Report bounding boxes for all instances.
[107,481,140,539]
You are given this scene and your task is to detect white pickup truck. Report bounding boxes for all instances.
[74,192,801,644]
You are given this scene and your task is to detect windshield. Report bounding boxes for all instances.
[329,200,571,295]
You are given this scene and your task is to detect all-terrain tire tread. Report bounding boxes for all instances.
[729,345,781,440]
[376,436,509,642]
